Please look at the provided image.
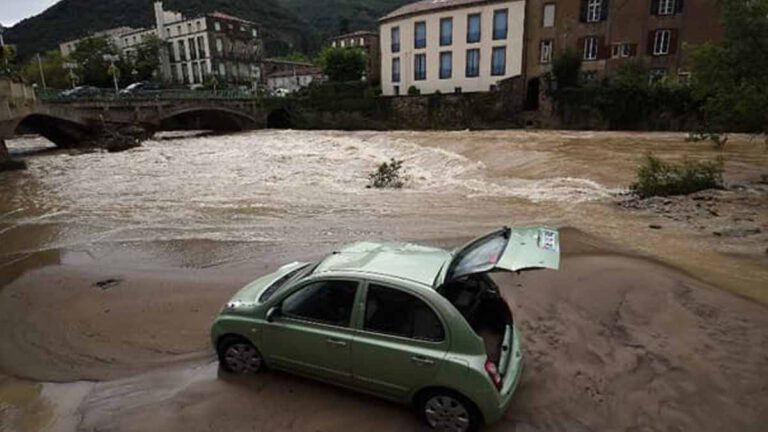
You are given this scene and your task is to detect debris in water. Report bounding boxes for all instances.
[94,278,122,290]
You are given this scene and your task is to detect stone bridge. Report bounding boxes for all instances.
[1,79,293,149]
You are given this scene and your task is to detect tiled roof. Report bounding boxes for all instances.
[380,0,504,22]
[328,30,378,40]
[207,11,253,25]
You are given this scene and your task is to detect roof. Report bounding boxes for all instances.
[263,58,315,67]
[207,11,254,25]
[314,241,451,287]
[380,0,507,23]
[328,30,379,41]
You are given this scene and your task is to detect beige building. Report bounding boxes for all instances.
[328,31,381,83]
[379,0,526,96]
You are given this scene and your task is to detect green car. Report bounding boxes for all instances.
[211,226,560,431]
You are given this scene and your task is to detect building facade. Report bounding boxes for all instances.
[328,31,381,83]
[265,66,325,94]
[58,2,263,88]
[379,0,526,96]
[523,0,723,107]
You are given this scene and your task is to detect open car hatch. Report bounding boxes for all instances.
[442,226,560,285]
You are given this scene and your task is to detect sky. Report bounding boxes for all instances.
[1,0,59,27]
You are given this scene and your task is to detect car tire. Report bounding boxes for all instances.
[417,389,481,432]
[217,336,264,375]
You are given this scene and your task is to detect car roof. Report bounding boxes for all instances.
[313,241,451,288]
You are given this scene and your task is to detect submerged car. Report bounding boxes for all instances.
[119,81,162,96]
[211,226,560,431]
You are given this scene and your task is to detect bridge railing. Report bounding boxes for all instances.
[36,89,263,102]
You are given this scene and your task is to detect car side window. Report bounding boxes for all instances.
[364,284,445,342]
[281,280,358,327]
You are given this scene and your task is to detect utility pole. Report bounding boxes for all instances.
[37,53,47,90]
[103,54,120,96]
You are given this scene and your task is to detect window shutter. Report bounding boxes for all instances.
[650,0,660,15]
[577,37,586,57]
[675,0,684,14]
[669,29,679,54]
[598,35,608,59]
[579,0,588,22]
[601,0,610,21]
[647,31,656,55]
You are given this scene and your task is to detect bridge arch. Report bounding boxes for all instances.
[157,106,260,132]
[267,108,293,129]
[14,114,95,149]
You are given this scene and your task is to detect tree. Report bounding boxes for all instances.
[125,34,162,82]
[317,46,366,82]
[20,50,70,89]
[550,48,582,91]
[0,45,18,76]
[69,36,124,87]
[692,0,768,135]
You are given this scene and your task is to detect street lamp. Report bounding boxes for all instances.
[63,62,78,89]
[102,54,121,96]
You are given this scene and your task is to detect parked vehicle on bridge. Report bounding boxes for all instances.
[59,86,103,99]
[119,81,162,96]
[211,226,561,432]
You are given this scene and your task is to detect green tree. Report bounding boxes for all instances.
[125,34,162,82]
[69,36,124,87]
[550,48,582,91]
[692,0,768,134]
[20,50,70,89]
[317,46,367,82]
[0,45,18,76]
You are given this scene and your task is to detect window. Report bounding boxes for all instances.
[196,21,202,31]
[197,36,206,58]
[440,17,453,46]
[466,48,480,77]
[543,3,556,28]
[181,64,189,84]
[392,57,401,83]
[440,51,452,79]
[331,41,337,47]
[493,9,508,40]
[282,280,358,327]
[166,42,176,62]
[391,27,401,53]
[414,53,426,81]
[583,36,599,60]
[415,21,427,49]
[394,85,400,96]
[214,22,221,31]
[177,40,187,61]
[491,46,506,76]
[187,23,192,33]
[658,0,676,15]
[340,40,346,47]
[192,62,201,83]
[364,285,444,341]
[216,38,224,54]
[540,39,553,64]
[188,38,197,60]
[653,29,671,55]
[218,62,225,77]
[359,37,365,45]
[467,14,481,43]
[611,43,633,58]
[252,29,258,37]
[587,0,602,23]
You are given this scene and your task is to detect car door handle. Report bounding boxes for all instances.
[326,338,347,347]
[411,356,435,366]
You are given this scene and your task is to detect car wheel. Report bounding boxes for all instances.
[419,390,480,432]
[217,336,263,374]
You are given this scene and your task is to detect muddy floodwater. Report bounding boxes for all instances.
[0,130,766,432]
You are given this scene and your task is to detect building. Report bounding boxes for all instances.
[523,0,723,108]
[58,2,263,88]
[59,27,139,58]
[379,0,526,96]
[265,66,325,94]
[328,31,381,83]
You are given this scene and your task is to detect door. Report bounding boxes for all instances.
[351,283,448,399]
[264,279,360,383]
[443,226,560,286]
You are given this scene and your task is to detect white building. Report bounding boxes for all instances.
[266,66,324,94]
[59,26,139,57]
[379,0,526,96]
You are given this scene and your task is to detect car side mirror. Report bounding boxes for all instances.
[266,306,281,323]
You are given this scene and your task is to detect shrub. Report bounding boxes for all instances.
[407,85,421,96]
[631,154,724,198]
[368,158,408,189]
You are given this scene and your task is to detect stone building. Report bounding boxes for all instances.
[327,31,381,84]
[523,0,723,108]
[379,0,526,96]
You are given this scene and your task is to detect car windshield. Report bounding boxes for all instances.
[258,262,314,302]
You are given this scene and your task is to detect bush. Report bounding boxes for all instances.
[631,154,724,198]
[368,158,408,189]
[407,85,421,96]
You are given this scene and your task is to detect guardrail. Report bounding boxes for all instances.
[36,89,265,102]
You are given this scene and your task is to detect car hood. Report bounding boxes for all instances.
[225,261,308,308]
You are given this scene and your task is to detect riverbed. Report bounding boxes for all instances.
[0,130,766,432]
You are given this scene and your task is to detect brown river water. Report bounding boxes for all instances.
[0,130,766,432]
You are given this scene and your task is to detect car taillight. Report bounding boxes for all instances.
[485,358,503,390]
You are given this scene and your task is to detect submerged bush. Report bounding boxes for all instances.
[631,154,724,198]
[368,158,407,189]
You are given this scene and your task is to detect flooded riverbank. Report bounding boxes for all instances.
[0,130,766,431]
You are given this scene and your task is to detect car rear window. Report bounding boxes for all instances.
[258,264,311,302]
